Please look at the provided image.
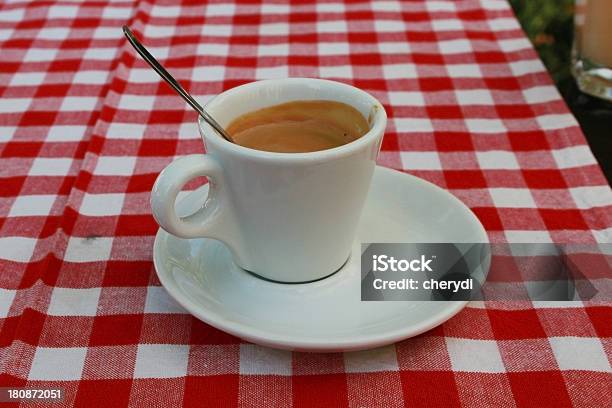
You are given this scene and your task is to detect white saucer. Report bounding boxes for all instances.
[153,166,488,352]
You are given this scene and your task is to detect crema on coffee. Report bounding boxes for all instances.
[226,100,369,153]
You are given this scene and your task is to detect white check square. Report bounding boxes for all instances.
[0,98,31,113]
[47,6,78,19]
[536,114,578,130]
[504,230,552,243]
[522,86,559,104]
[80,193,125,216]
[134,344,190,378]
[106,123,146,139]
[378,42,411,54]
[0,237,37,262]
[202,24,232,37]
[482,0,508,10]
[10,72,46,86]
[316,3,343,13]
[255,66,288,79]
[509,59,545,76]
[64,237,113,262]
[102,6,130,19]
[344,345,399,373]
[476,151,519,170]
[118,94,155,111]
[144,25,174,39]
[426,1,456,11]
[0,126,16,142]
[319,65,352,78]
[24,48,58,62]
[29,158,73,176]
[73,71,108,85]
[489,188,536,208]
[47,287,101,316]
[239,344,292,375]
[0,29,13,41]
[447,64,482,78]
[549,337,610,372]
[488,17,519,30]
[47,125,87,142]
[60,97,99,112]
[29,347,87,380]
[374,20,405,32]
[432,19,463,31]
[372,1,401,11]
[9,195,56,217]
[0,8,24,21]
[388,92,425,106]
[177,122,199,140]
[569,186,612,209]
[593,228,612,243]
[318,42,349,56]
[207,3,235,16]
[383,63,418,79]
[144,286,185,314]
[259,23,289,36]
[394,118,433,133]
[197,43,230,57]
[94,156,137,176]
[192,66,225,81]
[317,20,348,33]
[84,47,116,60]
[258,43,290,57]
[499,38,531,52]
[263,4,290,13]
[552,146,597,169]
[38,27,69,40]
[400,152,442,170]
[465,119,506,133]
[150,5,180,17]
[446,338,505,373]
[0,288,16,318]
[455,90,494,105]
[439,39,472,54]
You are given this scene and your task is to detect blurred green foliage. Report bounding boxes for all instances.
[508,0,575,94]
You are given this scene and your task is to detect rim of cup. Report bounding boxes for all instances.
[198,78,387,163]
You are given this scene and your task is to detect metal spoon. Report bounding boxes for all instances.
[122,25,233,142]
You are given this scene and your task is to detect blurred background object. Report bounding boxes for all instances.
[509,0,611,184]
[572,0,612,102]
[509,0,574,94]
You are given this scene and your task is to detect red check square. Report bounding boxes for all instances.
[89,315,143,346]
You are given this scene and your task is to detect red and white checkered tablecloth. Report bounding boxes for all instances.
[1,0,611,406]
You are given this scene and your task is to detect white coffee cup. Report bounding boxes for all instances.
[151,78,387,283]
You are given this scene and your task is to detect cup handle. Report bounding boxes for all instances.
[150,154,233,240]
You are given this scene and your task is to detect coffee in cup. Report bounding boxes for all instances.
[226,100,369,153]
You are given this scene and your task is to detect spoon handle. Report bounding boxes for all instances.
[122,26,232,141]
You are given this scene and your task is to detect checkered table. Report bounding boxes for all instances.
[1,0,611,406]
